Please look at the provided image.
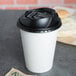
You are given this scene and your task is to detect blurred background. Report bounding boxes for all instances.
[0,0,76,10]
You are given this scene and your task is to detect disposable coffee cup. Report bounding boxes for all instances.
[17,8,62,73]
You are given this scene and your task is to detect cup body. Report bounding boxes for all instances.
[20,29,58,73]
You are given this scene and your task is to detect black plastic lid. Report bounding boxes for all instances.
[17,8,62,33]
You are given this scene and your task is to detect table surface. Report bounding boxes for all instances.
[0,10,76,76]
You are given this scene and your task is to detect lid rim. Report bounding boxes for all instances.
[17,19,62,33]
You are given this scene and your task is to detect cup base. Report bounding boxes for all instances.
[26,65,53,73]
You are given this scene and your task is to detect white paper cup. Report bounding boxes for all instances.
[20,29,58,73]
[17,8,61,73]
